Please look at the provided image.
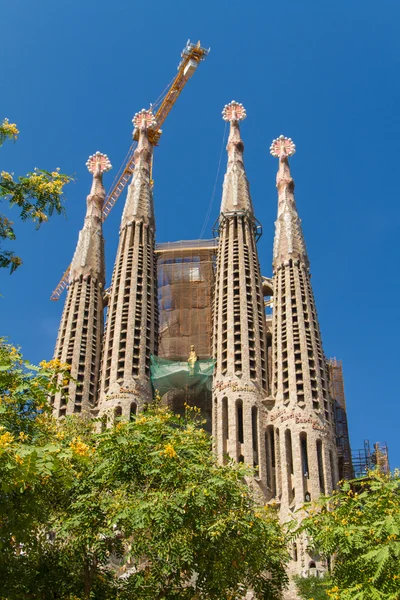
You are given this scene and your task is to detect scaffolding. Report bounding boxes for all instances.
[352,440,390,479]
[156,239,217,360]
[155,239,217,431]
[326,358,354,480]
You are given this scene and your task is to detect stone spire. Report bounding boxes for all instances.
[120,109,155,229]
[52,152,110,416]
[220,101,254,214]
[268,136,338,528]
[212,102,268,491]
[270,136,308,269]
[97,110,158,420]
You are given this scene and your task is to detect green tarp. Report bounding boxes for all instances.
[150,355,214,397]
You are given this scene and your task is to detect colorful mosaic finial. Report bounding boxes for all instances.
[270,135,296,159]
[222,101,247,122]
[86,151,112,174]
[132,109,156,131]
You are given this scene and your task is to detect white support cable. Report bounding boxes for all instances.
[199,121,227,239]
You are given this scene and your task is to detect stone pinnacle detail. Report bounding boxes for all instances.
[52,152,109,416]
[220,101,253,214]
[97,111,158,420]
[270,136,308,268]
[213,102,268,490]
[269,137,338,524]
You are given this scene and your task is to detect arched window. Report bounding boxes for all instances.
[130,402,137,421]
[293,542,298,562]
[236,399,244,445]
[114,406,122,421]
[300,432,309,478]
[285,429,295,502]
[101,414,107,432]
[222,397,229,455]
[329,450,336,490]
[275,428,282,496]
[265,426,276,496]
[317,439,325,494]
[252,406,259,473]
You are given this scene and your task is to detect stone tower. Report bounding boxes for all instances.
[52,152,111,417]
[97,110,158,419]
[212,102,269,487]
[268,136,339,575]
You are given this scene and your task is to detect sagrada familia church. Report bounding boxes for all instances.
[50,94,360,590]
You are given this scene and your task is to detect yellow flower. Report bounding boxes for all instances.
[70,437,90,457]
[18,432,28,441]
[0,118,19,139]
[15,454,23,465]
[0,431,14,448]
[163,443,177,459]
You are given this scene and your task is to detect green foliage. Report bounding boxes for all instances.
[0,341,289,599]
[0,117,72,273]
[294,574,332,600]
[299,472,400,600]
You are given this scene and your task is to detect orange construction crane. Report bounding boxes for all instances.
[51,40,209,301]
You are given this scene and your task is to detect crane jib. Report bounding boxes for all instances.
[50,40,209,301]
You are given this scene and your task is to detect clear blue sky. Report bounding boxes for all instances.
[1,0,399,468]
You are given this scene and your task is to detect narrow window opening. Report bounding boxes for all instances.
[330,450,336,490]
[285,429,295,503]
[237,399,244,445]
[317,439,325,494]
[301,433,309,478]
[222,397,229,458]
[130,402,137,420]
[251,406,259,474]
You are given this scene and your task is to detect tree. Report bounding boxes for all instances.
[294,574,331,600]
[298,472,400,600]
[0,118,72,272]
[0,340,289,599]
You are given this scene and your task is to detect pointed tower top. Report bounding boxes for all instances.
[270,135,296,159]
[86,151,112,198]
[85,151,112,198]
[270,135,309,268]
[69,152,111,283]
[120,110,155,228]
[220,101,254,215]
[86,151,112,174]
[222,100,247,123]
[132,108,157,132]
[131,108,155,164]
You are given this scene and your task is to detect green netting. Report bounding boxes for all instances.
[150,355,214,397]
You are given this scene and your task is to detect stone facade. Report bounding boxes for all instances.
[53,106,341,589]
[97,110,158,421]
[269,136,338,584]
[52,152,110,416]
[212,102,269,495]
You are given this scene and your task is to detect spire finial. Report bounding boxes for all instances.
[132,109,156,134]
[220,101,254,214]
[270,135,296,159]
[222,100,246,123]
[132,109,156,159]
[222,101,246,168]
[270,135,296,204]
[85,152,112,198]
[86,151,112,175]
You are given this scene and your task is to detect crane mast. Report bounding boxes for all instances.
[51,40,209,301]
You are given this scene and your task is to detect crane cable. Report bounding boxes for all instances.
[199,121,227,239]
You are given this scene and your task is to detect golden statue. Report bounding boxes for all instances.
[187,344,198,376]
